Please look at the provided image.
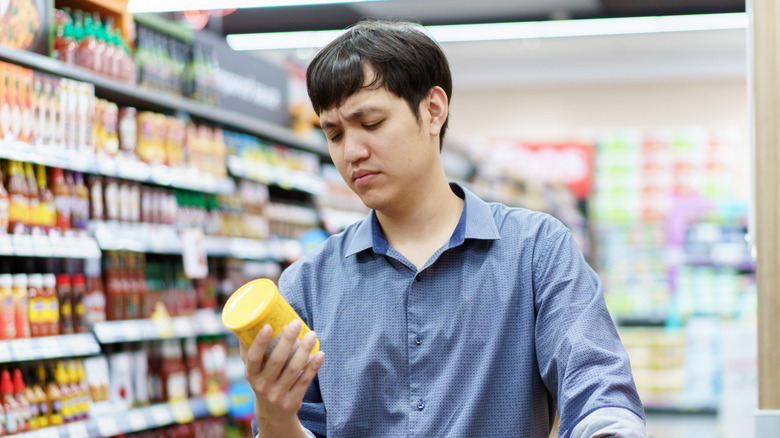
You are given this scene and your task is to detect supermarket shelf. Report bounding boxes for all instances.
[92,310,228,344]
[684,255,755,271]
[0,233,101,259]
[16,394,228,438]
[644,405,718,415]
[227,155,325,195]
[0,141,236,195]
[616,316,668,327]
[90,221,303,261]
[0,46,329,158]
[0,333,101,364]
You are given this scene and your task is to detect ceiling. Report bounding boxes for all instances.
[209,0,747,89]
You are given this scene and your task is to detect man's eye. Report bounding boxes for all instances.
[329,132,342,142]
[364,121,383,129]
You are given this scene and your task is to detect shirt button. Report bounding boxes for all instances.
[415,335,422,345]
[417,399,425,410]
[415,274,422,282]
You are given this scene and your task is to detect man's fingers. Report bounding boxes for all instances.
[263,320,303,381]
[289,350,325,401]
[278,330,319,388]
[246,324,273,376]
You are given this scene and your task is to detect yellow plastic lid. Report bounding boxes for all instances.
[222,278,278,331]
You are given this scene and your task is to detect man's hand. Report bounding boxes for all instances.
[240,320,325,436]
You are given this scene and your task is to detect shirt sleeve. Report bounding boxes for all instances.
[532,222,645,436]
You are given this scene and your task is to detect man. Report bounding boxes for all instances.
[241,20,646,438]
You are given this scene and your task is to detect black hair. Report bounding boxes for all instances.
[306,20,453,150]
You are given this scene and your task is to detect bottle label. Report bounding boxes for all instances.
[5,406,17,433]
[0,197,9,230]
[1,102,10,137]
[22,106,33,140]
[8,193,28,223]
[11,103,21,138]
[2,297,16,338]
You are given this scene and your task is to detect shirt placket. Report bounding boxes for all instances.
[407,268,427,437]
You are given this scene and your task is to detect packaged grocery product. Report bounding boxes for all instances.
[222,278,319,359]
[12,273,30,338]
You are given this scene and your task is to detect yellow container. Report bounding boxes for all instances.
[222,278,319,360]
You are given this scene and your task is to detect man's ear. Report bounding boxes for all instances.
[424,86,449,138]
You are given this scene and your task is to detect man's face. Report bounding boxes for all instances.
[320,84,441,213]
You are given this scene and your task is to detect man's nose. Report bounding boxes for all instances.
[343,131,370,163]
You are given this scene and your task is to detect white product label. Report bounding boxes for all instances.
[10,105,21,138]
[0,103,10,137]
[22,107,32,139]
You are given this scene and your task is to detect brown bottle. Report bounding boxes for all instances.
[71,273,87,333]
[123,253,139,319]
[27,273,44,337]
[51,168,71,231]
[7,161,29,234]
[22,367,41,430]
[104,252,123,321]
[56,274,73,335]
[72,172,89,231]
[87,174,103,221]
[36,165,56,232]
[37,364,54,428]
[43,274,59,336]
[24,162,39,231]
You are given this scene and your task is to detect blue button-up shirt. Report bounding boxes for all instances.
[260,183,643,437]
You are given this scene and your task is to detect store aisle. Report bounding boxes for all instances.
[646,412,718,438]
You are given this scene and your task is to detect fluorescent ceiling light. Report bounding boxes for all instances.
[128,0,383,14]
[226,12,747,51]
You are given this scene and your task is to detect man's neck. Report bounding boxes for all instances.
[375,178,464,270]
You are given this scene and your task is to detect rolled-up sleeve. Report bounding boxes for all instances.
[532,224,645,437]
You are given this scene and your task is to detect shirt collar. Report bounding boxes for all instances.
[345,182,500,258]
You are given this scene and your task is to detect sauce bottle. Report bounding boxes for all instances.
[38,364,58,427]
[23,163,39,232]
[36,165,56,232]
[76,14,98,72]
[66,361,82,421]
[54,361,71,424]
[124,253,140,320]
[12,273,30,339]
[42,274,59,336]
[56,274,73,335]
[22,368,40,430]
[27,273,44,337]
[87,175,103,221]
[7,161,29,234]
[85,258,106,324]
[71,273,87,333]
[1,369,20,434]
[104,253,123,321]
[72,172,89,231]
[0,164,9,233]
[74,360,90,419]
[12,369,30,432]
[51,168,71,231]
[103,18,117,78]
[0,274,14,339]
[93,14,107,76]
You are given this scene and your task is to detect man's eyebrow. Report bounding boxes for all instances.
[321,106,386,130]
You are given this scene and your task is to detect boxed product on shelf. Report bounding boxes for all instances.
[0,0,48,54]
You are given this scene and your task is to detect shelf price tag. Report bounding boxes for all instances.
[205,390,229,417]
[0,342,10,363]
[66,421,89,438]
[127,410,148,431]
[96,415,120,437]
[169,399,194,424]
